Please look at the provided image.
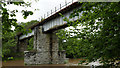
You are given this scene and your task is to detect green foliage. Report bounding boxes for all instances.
[58,30,86,58]
[8,57,14,60]
[1,1,35,60]
[22,10,33,19]
[27,37,34,51]
[2,31,17,60]
[2,19,38,59]
[19,20,39,36]
[57,2,120,66]
[19,20,39,28]
[1,1,34,36]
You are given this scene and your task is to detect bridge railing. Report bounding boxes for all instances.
[39,0,78,21]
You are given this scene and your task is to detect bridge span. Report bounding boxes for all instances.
[17,0,82,65]
[18,1,82,40]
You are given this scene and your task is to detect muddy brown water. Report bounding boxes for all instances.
[2,59,83,66]
[1,59,108,68]
[2,60,24,66]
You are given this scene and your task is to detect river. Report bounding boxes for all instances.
[1,59,114,68]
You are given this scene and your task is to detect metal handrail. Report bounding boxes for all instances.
[39,0,77,21]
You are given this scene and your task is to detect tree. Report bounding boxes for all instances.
[58,29,83,58]
[57,2,120,66]
[19,20,39,28]
[2,31,16,58]
[2,20,39,60]
[1,0,36,59]
[1,1,34,35]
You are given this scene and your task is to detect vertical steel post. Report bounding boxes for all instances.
[65,0,67,6]
[44,14,45,19]
[47,12,48,17]
[60,4,61,9]
[55,7,56,12]
[51,10,52,15]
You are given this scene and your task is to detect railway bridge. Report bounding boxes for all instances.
[17,1,82,65]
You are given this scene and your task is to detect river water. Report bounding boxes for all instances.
[2,59,84,66]
[1,59,113,68]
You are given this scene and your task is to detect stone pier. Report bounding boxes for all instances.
[18,39,28,52]
[24,26,67,65]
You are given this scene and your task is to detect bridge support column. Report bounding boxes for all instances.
[35,26,51,64]
[51,32,59,64]
[51,33,67,64]
[24,26,67,65]
[18,39,28,53]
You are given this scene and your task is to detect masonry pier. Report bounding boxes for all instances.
[23,26,66,64]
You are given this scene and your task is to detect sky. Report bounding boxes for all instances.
[6,0,77,23]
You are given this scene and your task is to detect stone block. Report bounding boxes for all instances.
[36,51,51,64]
[24,51,36,65]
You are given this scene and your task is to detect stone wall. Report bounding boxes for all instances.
[24,50,67,64]
[24,51,36,64]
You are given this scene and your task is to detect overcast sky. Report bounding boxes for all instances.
[6,0,77,23]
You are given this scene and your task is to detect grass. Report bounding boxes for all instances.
[3,57,24,62]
